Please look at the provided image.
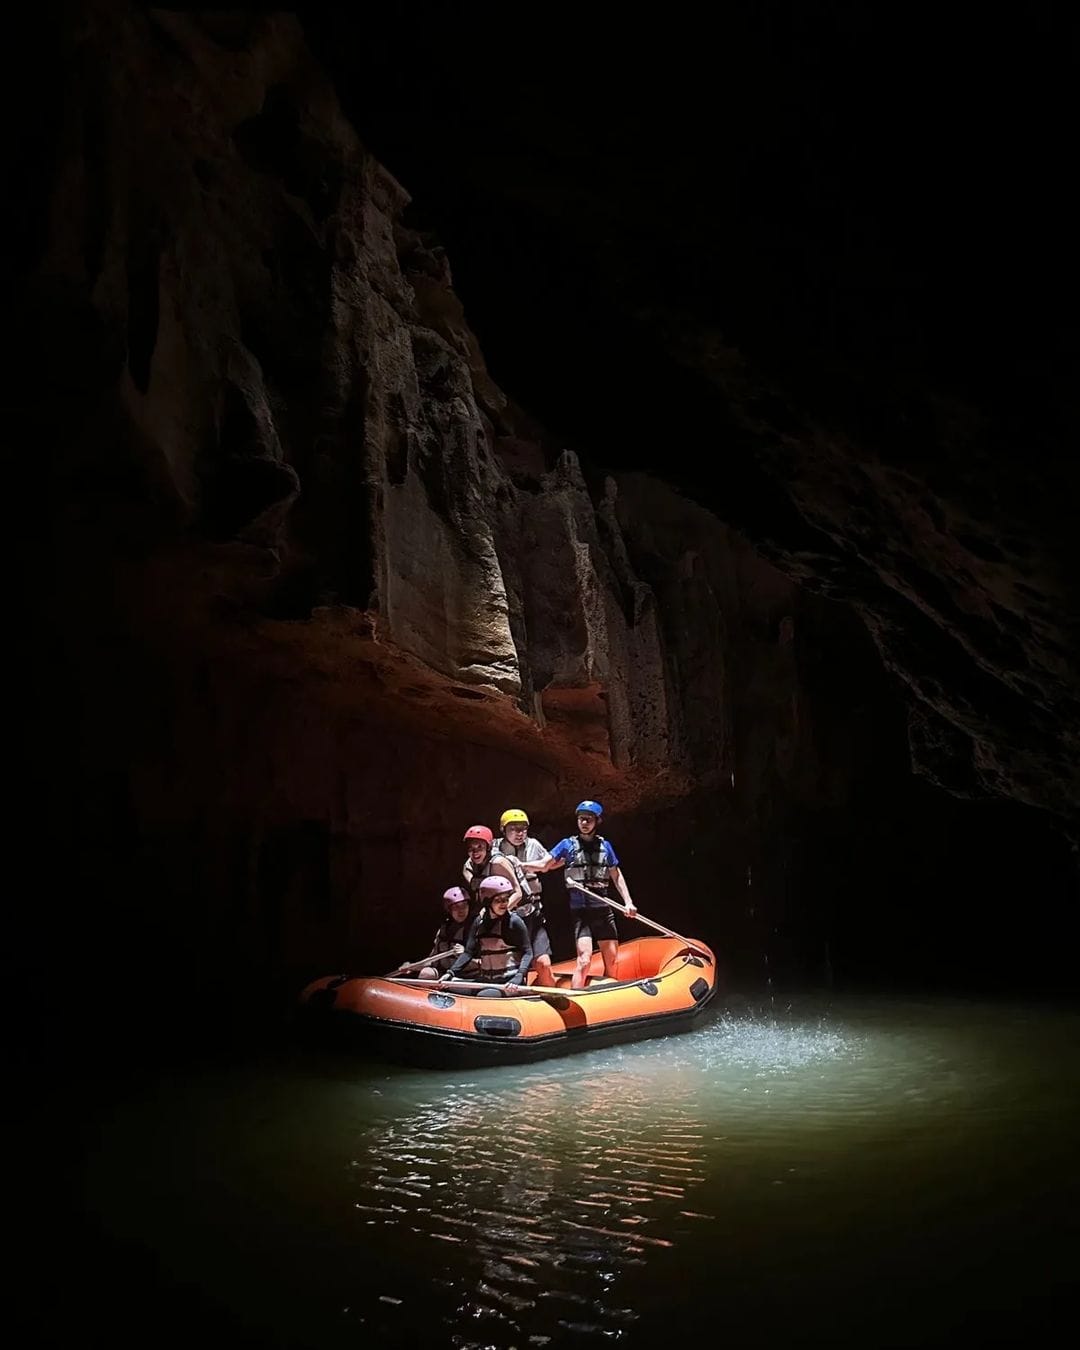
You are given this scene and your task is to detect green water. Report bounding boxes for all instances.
[72,996,1080,1347]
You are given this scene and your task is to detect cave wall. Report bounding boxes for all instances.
[302,7,1080,835]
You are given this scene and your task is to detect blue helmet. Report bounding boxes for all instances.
[575,799,604,817]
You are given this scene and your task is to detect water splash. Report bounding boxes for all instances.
[701,1010,855,1072]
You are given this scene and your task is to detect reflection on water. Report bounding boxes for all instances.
[346,1065,711,1343]
[78,998,1080,1348]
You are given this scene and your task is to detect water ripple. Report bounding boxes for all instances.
[342,1064,711,1342]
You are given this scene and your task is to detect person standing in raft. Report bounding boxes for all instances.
[403,886,478,982]
[528,799,637,989]
[492,808,556,987]
[444,875,533,996]
[461,824,521,908]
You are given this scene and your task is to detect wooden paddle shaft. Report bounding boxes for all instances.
[385,947,462,976]
[566,882,711,959]
[387,976,656,999]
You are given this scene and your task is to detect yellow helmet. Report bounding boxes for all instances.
[499,808,530,829]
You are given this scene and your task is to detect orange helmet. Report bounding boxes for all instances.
[463,825,493,846]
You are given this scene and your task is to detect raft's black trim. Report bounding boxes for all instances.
[639,980,659,996]
[689,977,710,1002]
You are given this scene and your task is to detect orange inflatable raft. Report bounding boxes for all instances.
[298,935,717,1067]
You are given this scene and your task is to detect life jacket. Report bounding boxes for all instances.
[493,837,543,910]
[473,911,525,979]
[463,852,497,901]
[429,912,477,966]
[564,834,612,900]
[432,912,471,954]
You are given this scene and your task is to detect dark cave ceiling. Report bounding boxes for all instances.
[301,4,1074,444]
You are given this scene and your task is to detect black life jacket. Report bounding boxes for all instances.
[564,834,612,893]
[472,911,524,978]
[433,912,472,953]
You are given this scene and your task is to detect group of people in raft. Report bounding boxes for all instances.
[395,800,637,997]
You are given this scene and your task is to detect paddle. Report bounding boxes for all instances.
[567,881,713,961]
[385,975,629,1000]
[384,945,463,977]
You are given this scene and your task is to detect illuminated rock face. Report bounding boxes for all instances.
[20,7,1076,1026]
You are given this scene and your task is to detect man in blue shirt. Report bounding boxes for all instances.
[528,800,637,989]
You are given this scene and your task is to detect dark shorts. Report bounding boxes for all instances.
[573,906,618,944]
[520,908,552,960]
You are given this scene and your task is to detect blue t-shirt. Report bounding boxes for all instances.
[551,836,620,908]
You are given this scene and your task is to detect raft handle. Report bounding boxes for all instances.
[473,1016,522,1037]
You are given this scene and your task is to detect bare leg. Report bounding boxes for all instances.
[598,939,618,980]
[573,935,593,989]
[533,954,555,987]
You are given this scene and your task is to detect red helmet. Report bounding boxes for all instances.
[463,825,493,846]
[443,886,470,910]
[479,875,513,899]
